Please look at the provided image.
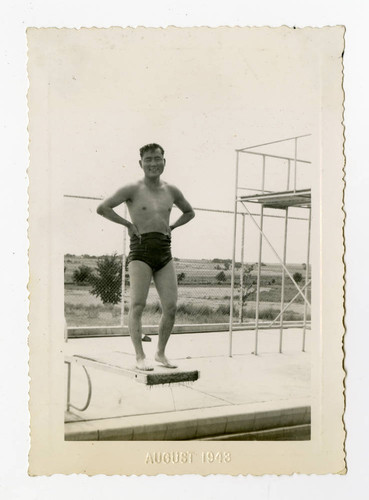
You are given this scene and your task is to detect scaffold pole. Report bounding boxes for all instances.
[229,150,240,357]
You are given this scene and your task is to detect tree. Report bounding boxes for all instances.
[73,265,93,285]
[223,262,230,271]
[238,264,255,322]
[177,272,186,283]
[89,254,122,304]
[293,272,303,284]
[216,271,226,283]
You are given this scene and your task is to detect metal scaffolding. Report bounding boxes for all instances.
[229,134,312,356]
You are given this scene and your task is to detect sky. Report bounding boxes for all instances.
[29,27,324,262]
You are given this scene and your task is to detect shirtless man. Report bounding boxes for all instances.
[97,143,195,371]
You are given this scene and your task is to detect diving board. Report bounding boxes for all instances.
[65,351,200,412]
[239,188,311,209]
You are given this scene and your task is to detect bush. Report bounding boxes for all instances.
[89,254,122,304]
[73,265,93,285]
[215,271,226,283]
[177,272,186,283]
[293,272,303,284]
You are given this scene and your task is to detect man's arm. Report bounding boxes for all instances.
[169,186,195,232]
[97,185,140,238]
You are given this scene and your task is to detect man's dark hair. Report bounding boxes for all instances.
[139,143,165,158]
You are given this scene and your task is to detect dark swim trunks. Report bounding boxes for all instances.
[127,232,172,272]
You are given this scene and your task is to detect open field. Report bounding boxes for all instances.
[65,255,311,327]
[65,255,310,286]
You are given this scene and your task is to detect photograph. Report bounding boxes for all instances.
[27,26,345,475]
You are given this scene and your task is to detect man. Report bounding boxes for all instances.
[97,143,195,371]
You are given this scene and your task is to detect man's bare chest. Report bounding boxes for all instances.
[129,189,174,214]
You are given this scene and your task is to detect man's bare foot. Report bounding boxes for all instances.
[142,335,152,342]
[136,358,154,371]
[155,353,177,369]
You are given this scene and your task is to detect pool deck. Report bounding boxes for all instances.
[65,328,311,440]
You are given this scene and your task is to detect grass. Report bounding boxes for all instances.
[65,303,123,326]
[65,300,310,327]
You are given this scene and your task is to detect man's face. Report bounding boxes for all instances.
[139,148,165,178]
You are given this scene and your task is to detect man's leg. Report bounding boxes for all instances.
[153,260,178,368]
[128,260,153,370]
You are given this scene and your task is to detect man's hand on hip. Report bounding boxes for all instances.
[128,223,141,242]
